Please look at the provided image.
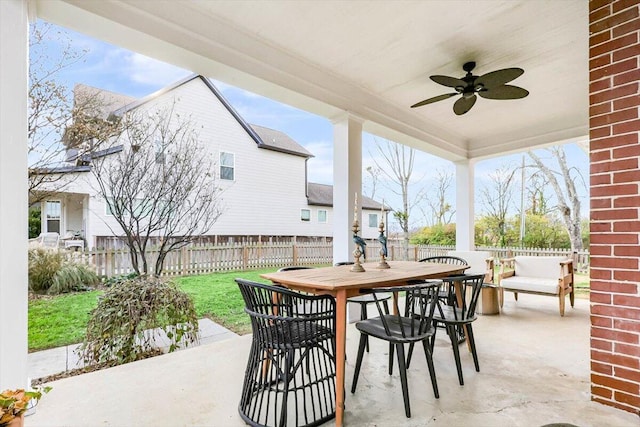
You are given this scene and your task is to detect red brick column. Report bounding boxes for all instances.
[589,0,640,414]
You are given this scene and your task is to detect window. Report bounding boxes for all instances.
[368,213,378,228]
[318,209,327,223]
[45,201,61,233]
[301,209,311,221]
[220,152,235,180]
[154,139,165,164]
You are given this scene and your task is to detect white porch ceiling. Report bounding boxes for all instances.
[35,0,589,162]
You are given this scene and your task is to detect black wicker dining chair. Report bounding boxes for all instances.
[350,281,442,418]
[335,262,390,352]
[430,274,485,386]
[236,279,336,427]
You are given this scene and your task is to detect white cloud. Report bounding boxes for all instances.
[304,141,333,185]
[126,53,191,86]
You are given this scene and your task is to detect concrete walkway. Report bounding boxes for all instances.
[28,318,238,380]
[26,295,640,426]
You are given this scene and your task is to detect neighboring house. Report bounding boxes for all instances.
[33,75,385,249]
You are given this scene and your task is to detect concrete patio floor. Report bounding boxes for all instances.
[26,294,638,427]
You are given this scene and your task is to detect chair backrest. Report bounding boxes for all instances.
[438,274,485,321]
[418,255,468,267]
[334,262,354,266]
[278,266,313,272]
[41,232,60,248]
[448,250,492,272]
[514,256,567,280]
[235,278,336,333]
[365,282,441,339]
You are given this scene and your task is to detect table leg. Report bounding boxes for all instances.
[335,289,347,427]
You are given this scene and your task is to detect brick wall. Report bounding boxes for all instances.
[589,0,640,414]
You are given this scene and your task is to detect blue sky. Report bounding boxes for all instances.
[36,20,589,230]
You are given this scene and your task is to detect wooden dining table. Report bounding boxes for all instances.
[260,260,469,427]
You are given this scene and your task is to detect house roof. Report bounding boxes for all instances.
[108,75,313,158]
[31,165,91,175]
[74,84,136,120]
[65,145,124,163]
[250,124,312,157]
[307,182,386,210]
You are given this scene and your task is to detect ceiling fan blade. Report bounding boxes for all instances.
[453,95,476,115]
[430,75,466,88]
[411,93,457,108]
[478,85,529,100]
[475,68,524,89]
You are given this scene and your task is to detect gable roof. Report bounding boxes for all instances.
[307,182,385,210]
[250,124,312,157]
[74,84,136,120]
[109,75,312,158]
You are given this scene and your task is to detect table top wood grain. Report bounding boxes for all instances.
[260,261,468,292]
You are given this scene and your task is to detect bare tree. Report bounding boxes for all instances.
[479,164,517,247]
[527,147,584,252]
[28,22,87,203]
[91,104,221,276]
[424,168,455,226]
[371,139,425,260]
[364,165,382,199]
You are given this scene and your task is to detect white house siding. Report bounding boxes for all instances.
[39,77,383,247]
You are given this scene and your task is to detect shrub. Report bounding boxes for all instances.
[49,263,100,294]
[102,272,139,287]
[28,249,64,293]
[79,276,199,366]
[28,248,99,294]
[28,208,41,239]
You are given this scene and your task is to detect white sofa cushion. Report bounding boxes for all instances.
[448,250,492,276]
[500,276,559,294]
[514,256,567,280]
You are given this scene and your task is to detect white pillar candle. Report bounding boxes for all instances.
[354,192,358,222]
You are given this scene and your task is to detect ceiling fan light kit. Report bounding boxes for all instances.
[411,61,529,115]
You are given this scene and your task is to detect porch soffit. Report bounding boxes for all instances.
[35,0,589,162]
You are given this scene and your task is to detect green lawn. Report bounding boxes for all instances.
[28,269,275,352]
[28,267,592,352]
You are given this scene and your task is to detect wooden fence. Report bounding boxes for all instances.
[65,242,590,278]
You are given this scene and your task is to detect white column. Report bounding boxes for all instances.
[0,0,30,390]
[332,114,363,323]
[332,113,363,265]
[455,159,476,251]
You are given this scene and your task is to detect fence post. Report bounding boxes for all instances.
[182,247,188,275]
[243,245,248,270]
[292,244,298,266]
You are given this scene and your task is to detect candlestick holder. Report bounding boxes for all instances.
[377,221,390,269]
[351,220,366,272]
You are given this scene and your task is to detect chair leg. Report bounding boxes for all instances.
[570,287,575,307]
[395,344,411,418]
[389,342,395,375]
[466,324,480,372]
[422,339,439,399]
[351,334,368,393]
[406,342,415,369]
[279,351,293,427]
[448,324,464,386]
[559,292,566,316]
[361,303,370,352]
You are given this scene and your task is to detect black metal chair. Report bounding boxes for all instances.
[418,256,469,305]
[350,282,441,418]
[431,274,485,386]
[236,279,336,427]
[335,262,390,352]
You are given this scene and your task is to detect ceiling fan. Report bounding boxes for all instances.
[411,61,529,115]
